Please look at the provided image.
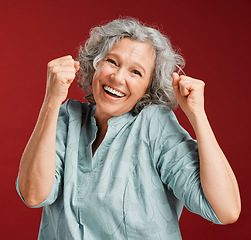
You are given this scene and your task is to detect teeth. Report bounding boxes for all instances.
[104,85,125,97]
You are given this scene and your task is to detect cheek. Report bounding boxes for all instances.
[96,62,112,75]
[92,66,109,85]
[129,80,149,97]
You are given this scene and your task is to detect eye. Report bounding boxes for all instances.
[132,69,142,77]
[106,58,117,66]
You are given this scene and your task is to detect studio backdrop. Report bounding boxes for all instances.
[0,0,250,239]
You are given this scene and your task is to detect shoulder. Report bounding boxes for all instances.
[59,99,91,118]
[59,99,89,114]
[138,104,178,128]
[139,104,192,143]
[57,99,92,128]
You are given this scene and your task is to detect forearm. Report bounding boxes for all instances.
[189,110,241,224]
[18,98,61,207]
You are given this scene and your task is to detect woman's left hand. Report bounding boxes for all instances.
[172,72,205,120]
[172,72,241,224]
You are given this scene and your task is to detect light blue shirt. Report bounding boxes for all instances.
[16,99,222,239]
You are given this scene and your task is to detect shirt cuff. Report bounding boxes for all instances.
[15,175,59,208]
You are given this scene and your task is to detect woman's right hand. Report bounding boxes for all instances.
[45,55,79,105]
[18,55,79,207]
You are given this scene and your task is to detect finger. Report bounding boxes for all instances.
[179,80,190,97]
[55,72,76,84]
[48,56,74,69]
[172,72,180,89]
[172,72,180,94]
[179,77,205,91]
[74,61,80,72]
[50,66,76,74]
[52,55,73,62]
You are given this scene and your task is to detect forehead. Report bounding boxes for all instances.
[108,38,156,72]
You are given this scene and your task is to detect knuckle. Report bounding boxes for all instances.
[52,66,60,74]
[55,72,63,79]
[179,80,185,86]
[47,62,53,69]
[69,59,75,65]
[50,67,56,73]
[199,80,205,87]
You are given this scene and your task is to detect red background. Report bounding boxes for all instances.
[1,0,250,239]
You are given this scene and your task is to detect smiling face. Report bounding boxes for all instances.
[92,37,156,123]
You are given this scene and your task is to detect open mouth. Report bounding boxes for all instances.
[103,85,125,98]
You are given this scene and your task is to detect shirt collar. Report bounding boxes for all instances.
[90,104,136,130]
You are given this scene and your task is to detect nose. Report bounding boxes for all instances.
[111,67,126,84]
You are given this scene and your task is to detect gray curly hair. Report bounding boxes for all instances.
[77,17,185,115]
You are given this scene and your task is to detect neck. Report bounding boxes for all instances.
[94,107,112,131]
[92,111,110,156]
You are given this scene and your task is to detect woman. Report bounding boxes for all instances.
[16,18,241,239]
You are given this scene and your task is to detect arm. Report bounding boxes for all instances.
[18,56,79,207]
[172,73,241,224]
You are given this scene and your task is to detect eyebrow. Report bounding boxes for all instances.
[107,53,146,75]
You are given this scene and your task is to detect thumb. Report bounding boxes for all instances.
[172,72,180,91]
[74,61,80,72]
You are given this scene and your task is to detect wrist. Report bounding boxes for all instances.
[42,97,62,115]
[186,108,208,130]
[43,94,63,109]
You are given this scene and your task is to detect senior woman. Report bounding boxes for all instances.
[16,18,240,239]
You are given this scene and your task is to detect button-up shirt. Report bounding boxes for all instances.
[16,99,222,240]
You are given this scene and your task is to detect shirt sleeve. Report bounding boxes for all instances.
[15,100,70,208]
[150,107,223,224]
